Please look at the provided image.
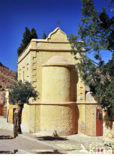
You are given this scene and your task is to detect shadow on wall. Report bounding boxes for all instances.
[75,105,79,134]
[70,66,79,134]
[70,66,78,102]
[63,103,79,135]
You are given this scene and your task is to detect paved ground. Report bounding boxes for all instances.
[0,129,65,154]
[0,117,65,154]
[34,134,114,154]
[0,116,114,154]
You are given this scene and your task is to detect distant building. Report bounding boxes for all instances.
[0,90,5,116]
[0,63,16,117]
[17,27,103,136]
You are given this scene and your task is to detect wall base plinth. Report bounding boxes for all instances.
[22,103,79,136]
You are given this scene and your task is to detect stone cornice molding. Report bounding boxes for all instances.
[18,27,86,64]
[27,101,98,105]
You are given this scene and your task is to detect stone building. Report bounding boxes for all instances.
[0,90,5,116]
[17,27,102,136]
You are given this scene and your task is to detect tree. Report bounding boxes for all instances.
[69,0,114,128]
[17,27,38,56]
[31,28,38,39]
[9,81,38,136]
[22,27,31,47]
[42,32,47,39]
[0,62,3,67]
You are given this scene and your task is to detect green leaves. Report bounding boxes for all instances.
[9,80,38,105]
[31,28,38,39]
[0,62,4,67]
[17,27,38,56]
[42,32,47,39]
[81,0,97,16]
[69,0,114,126]
[78,0,114,54]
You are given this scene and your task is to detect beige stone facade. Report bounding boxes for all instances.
[17,27,100,136]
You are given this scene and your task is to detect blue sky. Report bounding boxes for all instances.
[0,0,113,71]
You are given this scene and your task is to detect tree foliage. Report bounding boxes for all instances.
[9,80,38,135]
[69,0,114,128]
[0,62,3,67]
[9,80,38,105]
[17,27,38,56]
[31,28,38,39]
[42,32,47,39]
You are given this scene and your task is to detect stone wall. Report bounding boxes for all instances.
[17,27,105,137]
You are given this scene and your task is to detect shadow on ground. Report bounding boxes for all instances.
[0,135,14,139]
[0,150,18,154]
[36,136,68,141]
[36,149,65,154]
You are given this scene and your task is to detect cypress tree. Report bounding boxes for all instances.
[22,27,31,47]
[31,28,38,39]
[17,27,38,56]
[42,32,47,39]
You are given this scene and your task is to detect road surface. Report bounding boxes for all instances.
[0,129,63,154]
